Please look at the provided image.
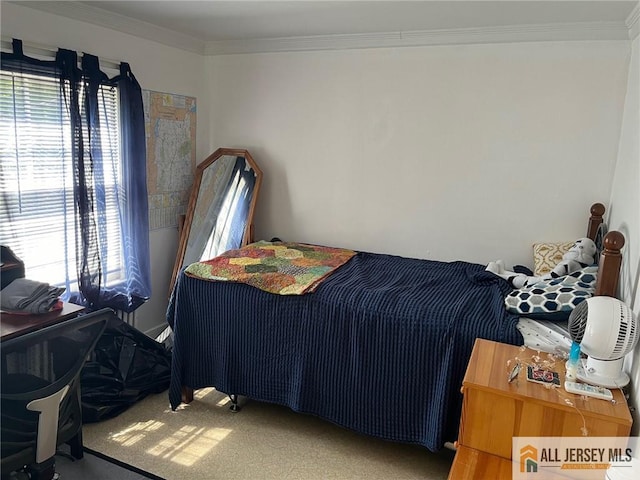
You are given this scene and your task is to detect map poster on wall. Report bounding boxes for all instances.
[143,90,197,230]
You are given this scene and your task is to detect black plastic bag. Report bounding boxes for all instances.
[80,315,171,423]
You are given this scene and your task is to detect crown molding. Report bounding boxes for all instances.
[626,3,640,39]
[204,22,631,56]
[12,1,634,57]
[13,1,206,55]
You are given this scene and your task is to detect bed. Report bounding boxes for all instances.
[166,203,624,452]
[516,204,624,356]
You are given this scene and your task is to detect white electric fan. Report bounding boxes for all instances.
[568,296,639,388]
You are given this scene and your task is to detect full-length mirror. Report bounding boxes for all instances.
[169,148,262,295]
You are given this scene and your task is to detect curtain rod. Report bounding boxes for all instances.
[0,36,122,71]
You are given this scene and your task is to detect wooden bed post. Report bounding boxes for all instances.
[587,203,605,241]
[595,230,624,298]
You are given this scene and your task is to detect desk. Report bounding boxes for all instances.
[1,302,85,341]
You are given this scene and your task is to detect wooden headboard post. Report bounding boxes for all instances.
[595,231,624,298]
[585,203,624,298]
[587,202,605,241]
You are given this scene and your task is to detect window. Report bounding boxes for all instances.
[0,39,151,312]
[1,40,150,312]
[0,69,124,297]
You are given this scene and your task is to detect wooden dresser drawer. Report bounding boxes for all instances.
[448,445,512,480]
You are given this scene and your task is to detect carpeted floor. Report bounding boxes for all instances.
[83,388,455,480]
[4,444,163,480]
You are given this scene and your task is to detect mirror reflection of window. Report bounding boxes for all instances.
[184,156,256,264]
[183,157,235,266]
[201,168,249,260]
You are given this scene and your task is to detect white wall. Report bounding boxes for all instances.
[609,33,640,433]
[206,41,630,268]
[206,39,639,423]
[2,2,636,382]
[1,3,208,336]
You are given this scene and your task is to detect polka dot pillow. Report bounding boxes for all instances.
[505,266,598,321]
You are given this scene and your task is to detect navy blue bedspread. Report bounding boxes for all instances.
[167,251,523,451]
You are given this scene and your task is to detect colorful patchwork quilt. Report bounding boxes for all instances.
[184,241,356,295]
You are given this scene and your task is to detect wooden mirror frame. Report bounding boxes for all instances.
[169,148,263,296]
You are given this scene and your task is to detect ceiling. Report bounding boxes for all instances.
[11,1,640,54]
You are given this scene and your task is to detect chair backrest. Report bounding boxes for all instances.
[1,308,113,464]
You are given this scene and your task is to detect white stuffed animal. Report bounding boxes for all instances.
[486,237,597,289]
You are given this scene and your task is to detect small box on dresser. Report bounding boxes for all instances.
[448,338,632,480]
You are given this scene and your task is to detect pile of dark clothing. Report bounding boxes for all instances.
[0,278,65,314]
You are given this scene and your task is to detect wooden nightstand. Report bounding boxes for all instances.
[448,338,632,479]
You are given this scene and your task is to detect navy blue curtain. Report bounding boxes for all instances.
[1,39,151,312]
[114,62,152,311]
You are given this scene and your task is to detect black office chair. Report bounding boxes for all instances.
[1,308,114,480]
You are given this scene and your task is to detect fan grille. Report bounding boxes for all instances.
[568,297,639,359]
[613,301,638,357]
[568,300,589,343]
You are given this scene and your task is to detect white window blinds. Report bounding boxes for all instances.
[0,70,125,293]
